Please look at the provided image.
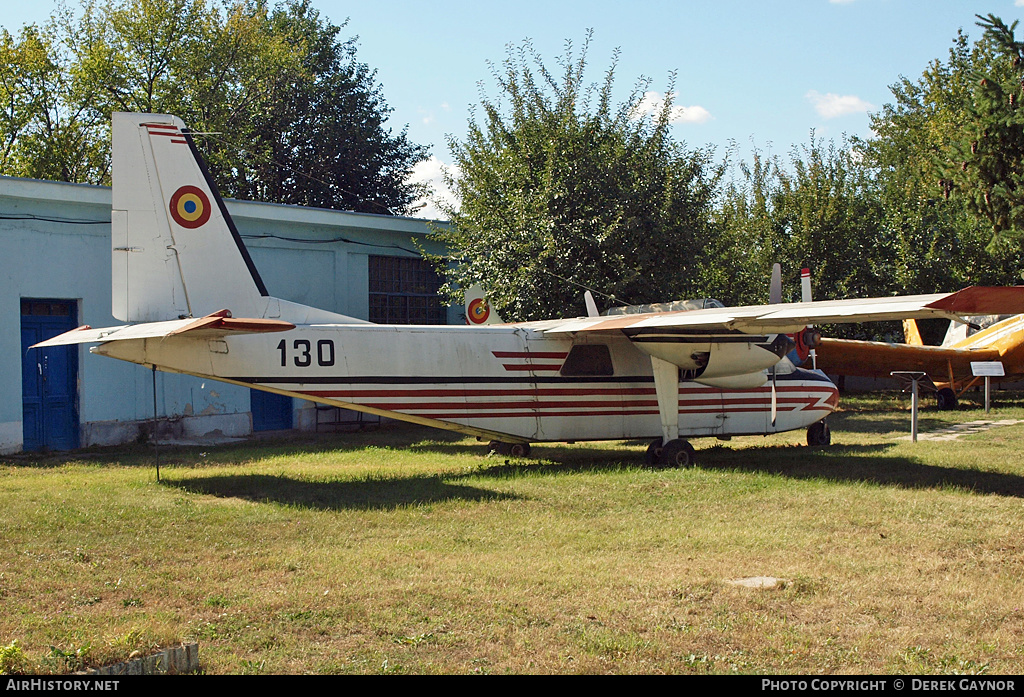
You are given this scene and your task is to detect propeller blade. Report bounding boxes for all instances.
[770,264,782,305]
[801,267,817,369]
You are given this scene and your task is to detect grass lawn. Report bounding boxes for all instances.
[1,391,1023,675]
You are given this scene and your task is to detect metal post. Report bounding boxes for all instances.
[152,364,160,483]
[891,371,927,443]
[910,377,919,443]
[985,376,991,414]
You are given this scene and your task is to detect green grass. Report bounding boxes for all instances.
[2,391,1024,674]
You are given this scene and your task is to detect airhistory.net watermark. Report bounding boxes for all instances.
[762,679,1016,692]
[4,679,119,692]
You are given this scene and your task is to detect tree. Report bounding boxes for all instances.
[715,136,901,339]
[857,19,1024,293]
[0,24,107,181]
[427,33,721,321]
[0,0,426,214]
[942,14,1024,246]
[233,1,428,213]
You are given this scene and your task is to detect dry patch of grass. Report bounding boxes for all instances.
[2,393,1023,674]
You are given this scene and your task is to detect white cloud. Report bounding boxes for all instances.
[407,156,460,220]
[805,90,874,119]
[631,91,712,124]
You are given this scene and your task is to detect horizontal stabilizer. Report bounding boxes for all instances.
[166,309,296,338]
[31,310,294,348]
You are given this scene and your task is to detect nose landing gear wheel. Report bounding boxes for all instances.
[807,421,831,447]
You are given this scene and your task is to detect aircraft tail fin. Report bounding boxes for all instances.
[903,319,924,346]
[112,112,270,322]
[464,284,503,325]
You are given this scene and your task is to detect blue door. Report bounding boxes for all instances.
[251,389,293,432]
[21,299,80,451]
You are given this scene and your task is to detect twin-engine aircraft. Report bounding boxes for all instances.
[34,113,1024,466]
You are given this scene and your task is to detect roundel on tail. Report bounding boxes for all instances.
[467,298,491,324]
[169,185,212,229]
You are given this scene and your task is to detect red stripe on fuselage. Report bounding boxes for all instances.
[491,351,568,359]
[501,364,564,372]
[293,384,837,418]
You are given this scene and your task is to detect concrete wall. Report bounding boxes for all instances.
[1,175,454,453]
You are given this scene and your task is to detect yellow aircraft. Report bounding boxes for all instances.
[813,313,1024,409]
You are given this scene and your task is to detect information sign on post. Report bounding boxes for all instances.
[971,362,1005,413]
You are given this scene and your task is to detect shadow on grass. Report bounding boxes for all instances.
[165,472,519,511]
[696,442,1024,498]
[166,441,1024,509]
[10,410,1024,502]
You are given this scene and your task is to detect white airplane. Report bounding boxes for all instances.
[34,113,1024,466]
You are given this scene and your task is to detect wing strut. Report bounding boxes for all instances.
[650,356,680,444]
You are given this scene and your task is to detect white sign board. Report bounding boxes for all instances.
[971,361,1005,377]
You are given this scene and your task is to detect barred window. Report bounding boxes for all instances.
[368,255,446,324]
[21,300,75,317]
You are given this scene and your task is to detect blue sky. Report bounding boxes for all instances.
[5,1,1024,218]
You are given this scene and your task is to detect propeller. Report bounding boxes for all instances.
[769,263,782,426]
[801,267,817,369]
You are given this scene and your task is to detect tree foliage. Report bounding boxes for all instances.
[0,23,107,181]
[941,14,1024,245]
[428,33,721,321]
[715,137,900,339]
[0,0,426,214]
[857,18,1024,292]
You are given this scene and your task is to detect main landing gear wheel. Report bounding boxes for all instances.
[807,421,831,447]
[645,439,664,466]
[936,387,959,411]
[648,438,696,468]
[487,441,531,457]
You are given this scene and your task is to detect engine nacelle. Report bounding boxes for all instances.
[628,332,794,378]
[695,371,769,389]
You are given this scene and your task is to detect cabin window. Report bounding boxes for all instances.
[560,344,614,376]
[368,256,446,324]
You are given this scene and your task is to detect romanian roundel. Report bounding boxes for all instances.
[169,185,212,229]
[467,298,491,324]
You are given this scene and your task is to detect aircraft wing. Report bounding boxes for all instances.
[32,310,295,348]
[542,287,1024,335]
[813,339,1001,379]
